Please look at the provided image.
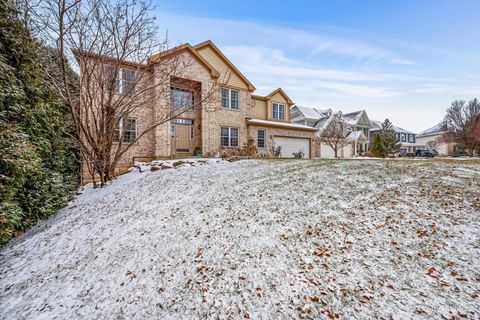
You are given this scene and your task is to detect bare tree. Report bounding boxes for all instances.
[426,137,441,152]
[319,116,350,158]
[443,98,480,156]
[22,0,225,186]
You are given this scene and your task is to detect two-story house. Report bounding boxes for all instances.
[369,120,418,155]
[78,40,317,180]
[291,106,371,157]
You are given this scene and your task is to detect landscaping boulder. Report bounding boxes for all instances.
[150,165,160,172]
[173,160,185,168]
[161,163,174,170]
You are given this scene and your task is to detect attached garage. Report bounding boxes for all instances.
[343,144,354,158]
[319,142,336,158]
[273,136,310,158]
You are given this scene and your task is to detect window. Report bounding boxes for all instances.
[272,103,285,120]
[220,127,239,147]
[408,134,415,143]
[171,87,194,109]
[401,133,406,142]
[221,88,239,110]
[105,66,136,94]
[189,126,194,140]
[113,118,137,143]
[172,118,193,125]
[171,123,176,138]
[396,133,400,142]
[257,129,265,148]
[122,69,136,94]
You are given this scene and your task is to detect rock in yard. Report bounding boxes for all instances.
[161,163,173,170]
[150,165,160,172]
[173,160,185,168]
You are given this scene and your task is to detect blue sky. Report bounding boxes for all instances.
[154,0,480,132]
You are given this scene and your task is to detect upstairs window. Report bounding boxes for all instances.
[401,133,406,142]
[113,118,137,143]
[272,103,285,120]
[171,87,194,109]
[221,88,239,110]
[408,134,415,143]
[220,127,239,147]
[121,69,136,94]
[105,66,136,94]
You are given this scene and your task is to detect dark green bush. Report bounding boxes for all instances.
[0,0,79,245]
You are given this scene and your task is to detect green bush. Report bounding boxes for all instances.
[0,1,79,245]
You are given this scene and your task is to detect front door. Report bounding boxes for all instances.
[175,124,191,152]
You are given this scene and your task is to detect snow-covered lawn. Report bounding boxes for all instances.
[1,159,479,319]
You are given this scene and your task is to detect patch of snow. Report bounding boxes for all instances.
[1,159,479,319]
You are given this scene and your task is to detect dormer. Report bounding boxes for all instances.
[250,88,294,122]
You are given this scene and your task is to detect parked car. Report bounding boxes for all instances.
[415,149,435,158]
[406,152,415,158]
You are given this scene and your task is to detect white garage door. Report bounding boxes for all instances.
[273,137,310,158]
[343,144,354,158]
[320,143,336,158]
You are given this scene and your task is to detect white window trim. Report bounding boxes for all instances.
[116,68,136,94]
[272,102,286,120]
[220,127,239,147]
[114,117,137,143]
[221,87,240,110]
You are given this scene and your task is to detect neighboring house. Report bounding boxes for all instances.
[78,40,317,180]
[416,121,459,156]
[291,106,371,157]
[369,120,419,155]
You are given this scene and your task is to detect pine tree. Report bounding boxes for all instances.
[0,0,78,245]
[371,133,386,157]
[381,119,400,156]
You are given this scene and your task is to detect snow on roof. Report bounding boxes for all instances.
[343,110,364,125]
[370,120,415,134]
[246,118,318,131]
[346,130,367,141]
[417,121,448,137]
[294,106,323,119]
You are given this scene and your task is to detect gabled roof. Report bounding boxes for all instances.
[346,130,367,142]
[343,110,369,126]
[72,49,150,70]
[265,88,294,105]
[343,110,365,124]
[193,40,256,91]
[370,120,415,134]
[148,43,220,79]
[293,106,323,120]
[417,121,448,137]
[292,106,332,120]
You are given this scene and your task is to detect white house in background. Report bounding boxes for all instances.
[291,106,371,158]
[416,121,459,156]
[370,120,420,155]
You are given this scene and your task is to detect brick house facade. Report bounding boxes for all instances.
[80,40,317,181]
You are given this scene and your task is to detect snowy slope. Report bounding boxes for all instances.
[0,159,479,319]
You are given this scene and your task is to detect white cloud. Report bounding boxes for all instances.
[153,11,476,132]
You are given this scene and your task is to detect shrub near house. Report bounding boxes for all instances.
[0,1,78,245]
